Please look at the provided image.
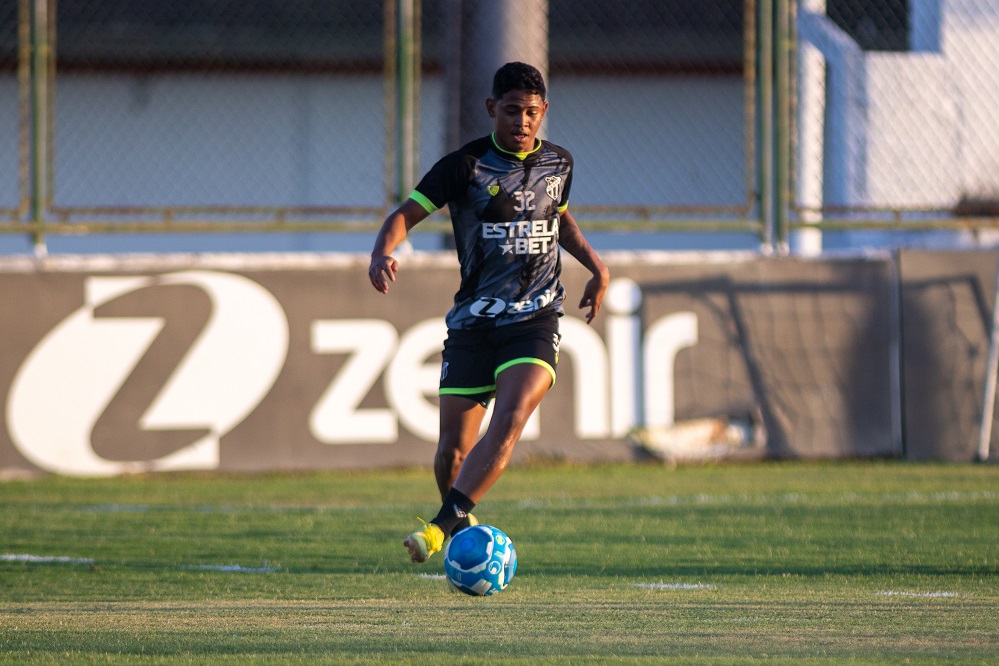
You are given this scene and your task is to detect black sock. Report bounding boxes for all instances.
[432,488,476,538]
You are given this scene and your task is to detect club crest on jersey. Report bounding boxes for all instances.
[487,185,500,197]
[545,175,563,201]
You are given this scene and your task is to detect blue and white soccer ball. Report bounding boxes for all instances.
[443,524,518,596]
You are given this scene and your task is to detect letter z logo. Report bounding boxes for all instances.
[470,297,506,318]
[6,271,289,476]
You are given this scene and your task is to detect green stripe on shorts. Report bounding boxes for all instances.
[495,358,557,387]
[440,385,496,397]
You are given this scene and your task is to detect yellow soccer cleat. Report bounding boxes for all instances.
[404,518,445,563]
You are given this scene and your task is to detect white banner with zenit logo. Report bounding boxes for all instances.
[0,253,900,473]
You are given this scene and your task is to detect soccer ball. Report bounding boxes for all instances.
[443,525,517,596]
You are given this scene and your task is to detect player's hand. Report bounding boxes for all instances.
[578,271,609,324]
[369,255,399,294]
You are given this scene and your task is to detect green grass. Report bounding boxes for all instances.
[0,461,996,664]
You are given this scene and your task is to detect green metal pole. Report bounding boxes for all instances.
[383,0,395,210]
[396,0,418,204]
[17,0,30,222]
[29,0,49,255]
[757,0,774,252]
[774,0,791,253]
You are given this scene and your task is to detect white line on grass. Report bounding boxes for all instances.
[180,563,279,573]
[23,489,991,521]
[634,582,717,590]
[18,488,989,519]
[877,591,960,598]
[1,553,94,564]
[519,490,997,511]
[418,573,447,580]
[83,504,150,512]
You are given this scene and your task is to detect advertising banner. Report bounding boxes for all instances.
[0,253,898,476]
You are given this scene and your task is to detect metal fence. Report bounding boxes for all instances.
[1,0,997,252]
[790,0,999,250]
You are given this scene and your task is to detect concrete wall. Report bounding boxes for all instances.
[898,249,998,460]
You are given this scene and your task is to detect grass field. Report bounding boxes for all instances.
[0,460,996,664]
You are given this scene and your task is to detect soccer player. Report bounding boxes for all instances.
[368,61,610,563]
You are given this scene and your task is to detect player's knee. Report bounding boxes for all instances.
[492,402,534,435]
[436,443,466,468]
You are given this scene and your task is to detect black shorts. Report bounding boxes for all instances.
[439,311,561,406]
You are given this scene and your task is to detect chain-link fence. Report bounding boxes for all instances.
[1,0,758,248]
[0,0,22,220]
[52,1,387,221]
[792,0,999,250]
[419,0,755,232]
[2,0,997,252]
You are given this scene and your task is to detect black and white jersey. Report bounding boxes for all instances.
[411,133,573,330]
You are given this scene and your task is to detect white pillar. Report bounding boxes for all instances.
[793,0,827,256]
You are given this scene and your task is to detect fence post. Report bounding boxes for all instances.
[28,0,50,256]
[774,0,791,253]
[383,0,420,208]
[757,0,775,252]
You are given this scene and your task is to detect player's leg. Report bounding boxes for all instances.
[435,395,487,499]
[406,398,482,562]
[446,313,558,504]
[450,362,552,503]
[435,395,485,536]
[404,315,558,563]
[405,363,550,563]
[405,329,492,563]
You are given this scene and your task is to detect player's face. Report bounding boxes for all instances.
[487,90,548,154]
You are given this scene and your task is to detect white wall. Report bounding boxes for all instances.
[801,0,999,212]
[944,2,999,200]
[864,53,962,208]
[549,76,747,207]
[13,73,743,210]
[52,74,389,208]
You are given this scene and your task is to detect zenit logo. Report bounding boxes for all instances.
[508,290,556,314]
[469,291,558,318]
[470,297,506,318]
[6,271,288,476]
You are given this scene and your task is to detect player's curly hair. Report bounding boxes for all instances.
[492,62,547,101]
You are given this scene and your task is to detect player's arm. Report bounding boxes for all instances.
[558,208,610,324]
[369,198,431,294]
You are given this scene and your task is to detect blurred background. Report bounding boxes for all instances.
[0,0,997,255]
